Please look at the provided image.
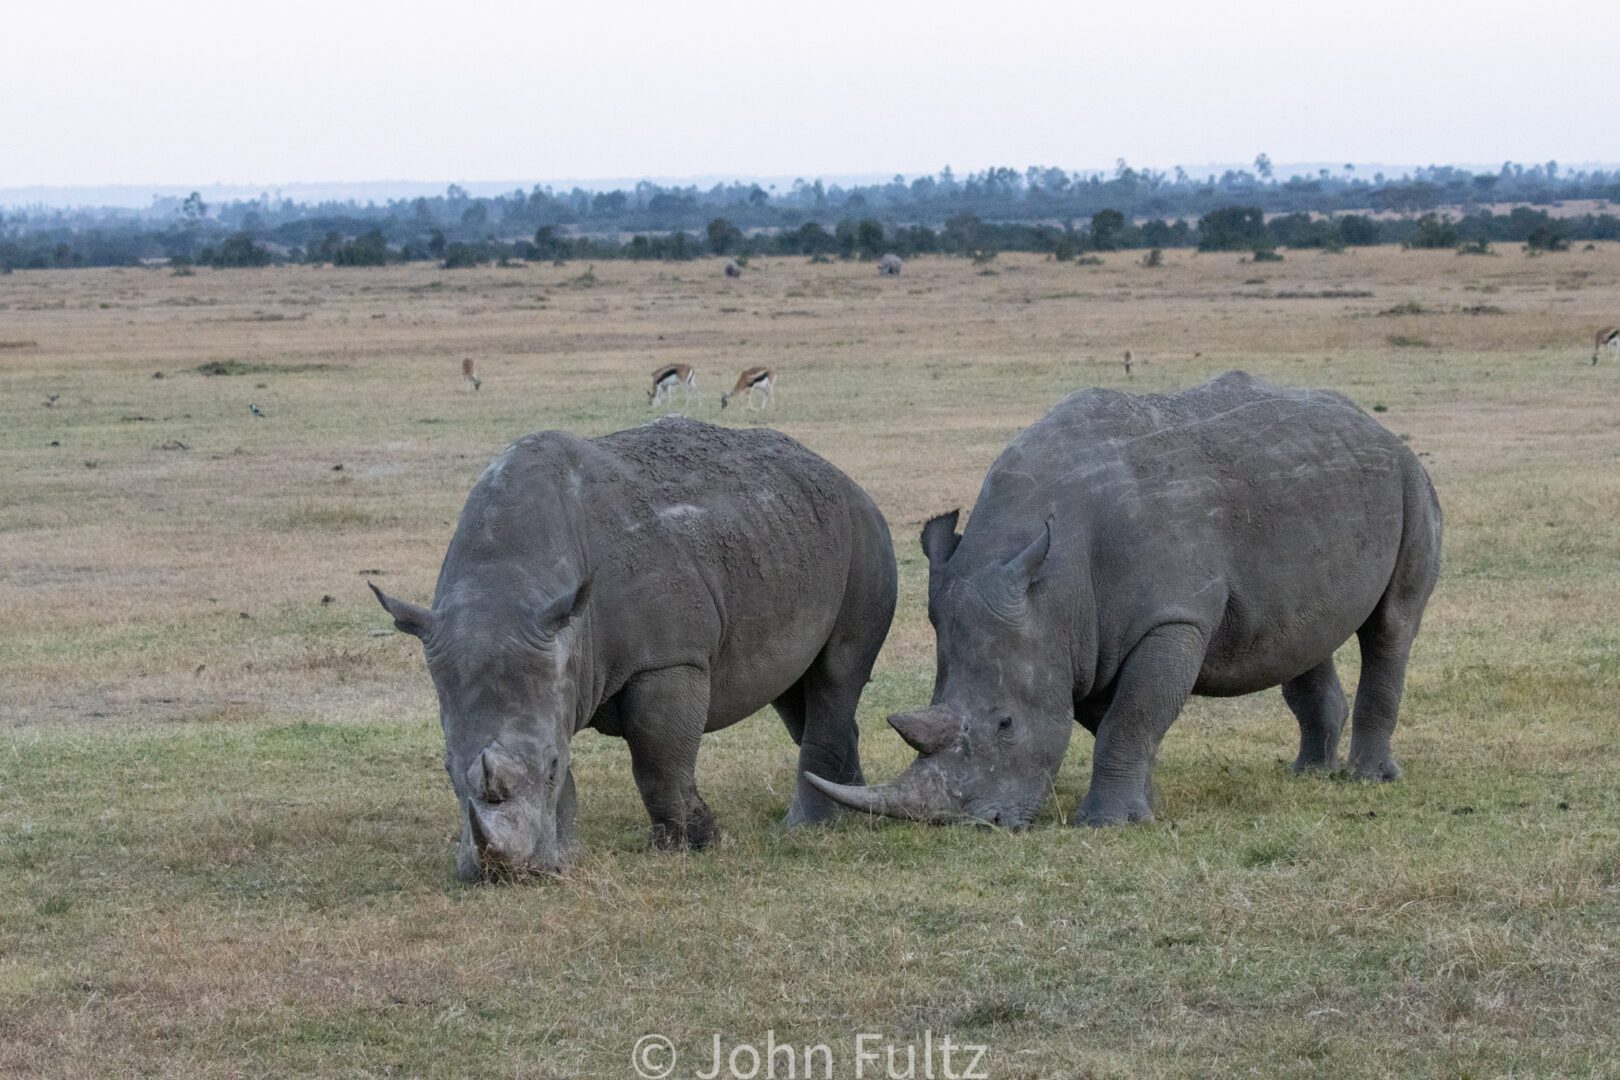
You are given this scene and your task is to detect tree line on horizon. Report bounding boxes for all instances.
[3,159,1619,271]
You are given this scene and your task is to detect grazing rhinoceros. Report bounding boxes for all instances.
[371,417,896,880]
[809,372,1441,829]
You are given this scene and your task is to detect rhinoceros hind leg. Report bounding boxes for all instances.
[624,666,720,850]
[1346,634,1410,784]
[782,642,874,827]
[1283,657,1347,774]
[1348,471,1441,783]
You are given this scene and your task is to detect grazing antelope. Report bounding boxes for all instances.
[721,366,774,410]
[648,363,699,407]
[462,357,481,392]
[1122,350,1133,379]
[1595,326,1619,366]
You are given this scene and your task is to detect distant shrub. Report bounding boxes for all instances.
[441,243,485,269]
[1089,209,1126,251]
[200,233,271,268]
[1406,214,1460,249]
[706,217,743,256]
[1142,247,1164,267]
[1251,248,1284,262]
[1338,215,1381,246]
[1524,221,1570,252]
[331,229,389,267]
[1198,206,1267,251]
[856,218,886,259]
[1075,255,1104,266]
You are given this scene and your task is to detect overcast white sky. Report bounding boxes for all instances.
[4,0,1617,190]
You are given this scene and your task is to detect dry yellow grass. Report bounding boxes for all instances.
[2,247,1618,1077]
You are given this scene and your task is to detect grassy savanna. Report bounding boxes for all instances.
[2,247,1618,1078]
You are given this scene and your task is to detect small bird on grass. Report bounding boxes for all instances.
[249,403,267,418]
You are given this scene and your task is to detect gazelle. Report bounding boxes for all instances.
[721,366,774,410]
[1595,326,1619,366]
[1122,350,1133,379]
[462,357,481,392]
[648,363,699,407]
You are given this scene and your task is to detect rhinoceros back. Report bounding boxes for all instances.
[962,372,1438,695]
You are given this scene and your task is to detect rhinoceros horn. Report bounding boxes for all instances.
[804,757,962,822]
[887,705,960,755]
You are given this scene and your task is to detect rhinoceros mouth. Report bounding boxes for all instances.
[462,800,570,883]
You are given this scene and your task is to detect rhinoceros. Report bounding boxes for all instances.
[809,372,1442,828]
[371,417,896,879]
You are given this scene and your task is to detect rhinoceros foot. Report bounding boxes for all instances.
[1075,790,1155,828]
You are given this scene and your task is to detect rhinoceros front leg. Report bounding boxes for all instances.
[1076,623,1206,827]
[623,666,719,851]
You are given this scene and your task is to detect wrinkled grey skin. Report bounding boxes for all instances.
[372,417,896,880]
[810,372,1442,829]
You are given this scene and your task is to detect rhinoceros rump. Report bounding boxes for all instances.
[809,372,1442,829]
[373,418,897,880]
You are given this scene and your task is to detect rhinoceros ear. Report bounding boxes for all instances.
[920,510,962,570]
[368,581,435,638]
[1008,518,1052,583]
[530,575,592,638]
[987,518,1052,608]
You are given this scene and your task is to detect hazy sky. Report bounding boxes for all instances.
[5,0,1617,189]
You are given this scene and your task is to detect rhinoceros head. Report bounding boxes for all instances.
[808,511,1072,829]
[371,575,591,881]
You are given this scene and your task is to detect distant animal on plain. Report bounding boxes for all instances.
[878,253,903,276]
[44,394,59,407]
[462,357,482,391]
[648,363,699,407]
[721,366,774,410]
[1122,350,1133,378]
[1595,326,1619,365]
[723,260,742,279]
[249,404,266,418]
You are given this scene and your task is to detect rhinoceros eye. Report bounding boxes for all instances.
[997,716,1014,733]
